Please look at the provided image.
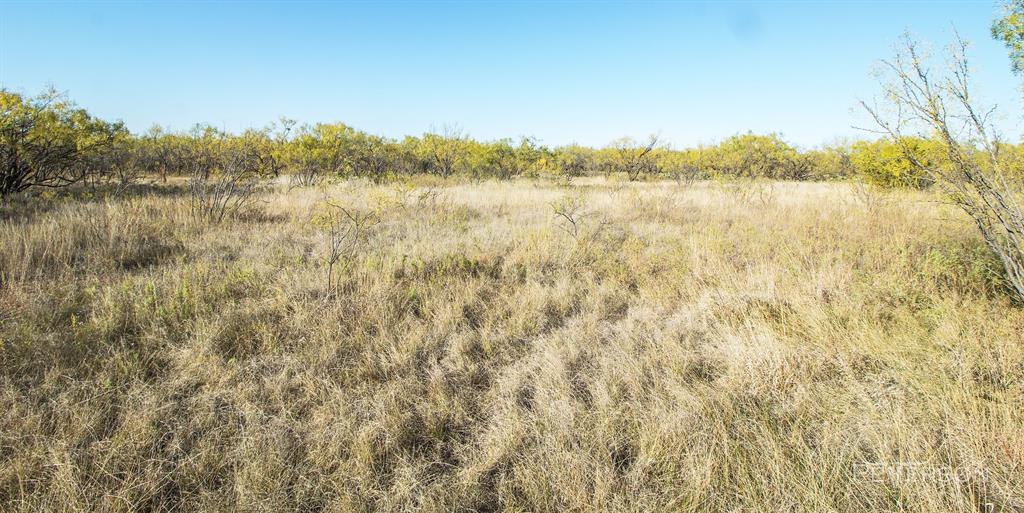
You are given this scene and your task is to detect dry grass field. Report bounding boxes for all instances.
[1,177,1022,512]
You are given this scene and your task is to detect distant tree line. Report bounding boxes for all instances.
[4,87,1024,197]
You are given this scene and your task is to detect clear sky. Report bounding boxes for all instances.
[1,0,1021,148]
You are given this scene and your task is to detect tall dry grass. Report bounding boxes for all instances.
[0,178,1021,512]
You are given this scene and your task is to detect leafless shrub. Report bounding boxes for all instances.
[551,195,586,238]
[189,143,266,224]
[287,162,325,189]
[551,194,609,242]
[414,186,443,210]
[319,201,378,294]
[862,33,1024,301]
[753,180,777,208]
[391,182,442,211]
[373,182,444,215]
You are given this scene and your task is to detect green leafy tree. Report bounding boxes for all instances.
[850,137,936,189]
[465,137,542,180]
[658,149,704,184]
[993,0,1024,74]
[704,133,808,180]
[418,125,469,178]
[1,89,125,195]
[608,134,662,181]
[803,142,855,181]
[553,144,594,183]
[138,125,177,182]
[348,131,394,183]
[284,122,358,185]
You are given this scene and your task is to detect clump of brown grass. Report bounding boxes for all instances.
[0,197,186,285]
[1,178,1022,512]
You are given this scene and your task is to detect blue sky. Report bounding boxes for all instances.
[1,1,1020,148]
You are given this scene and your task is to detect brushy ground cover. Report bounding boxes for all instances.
[1,177,1022,512]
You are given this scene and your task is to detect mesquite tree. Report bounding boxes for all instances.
[419,125,469,178]
[862,33,1024,302]
[1,89,125,196]
[611,134,662,181]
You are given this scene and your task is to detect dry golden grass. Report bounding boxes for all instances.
[1,177,1022,512]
